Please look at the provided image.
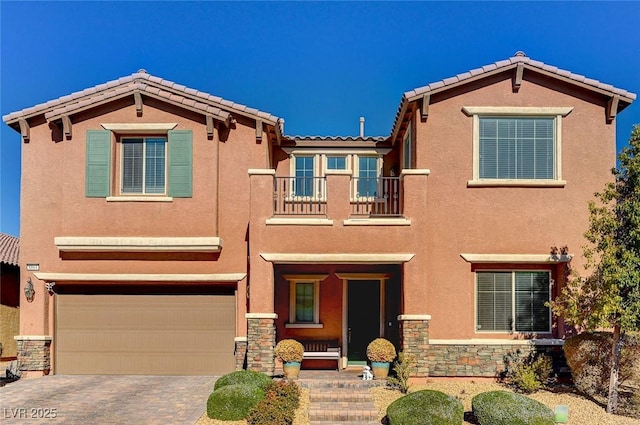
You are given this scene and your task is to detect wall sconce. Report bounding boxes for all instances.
[24,277,35,302]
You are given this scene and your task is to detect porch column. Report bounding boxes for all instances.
[14,335,52,377]
[246,313,277,375]
[398,314,431,376]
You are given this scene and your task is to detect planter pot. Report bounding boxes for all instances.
[283,361,301,379]
[371,361,390,380]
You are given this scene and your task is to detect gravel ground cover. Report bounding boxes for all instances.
[372,380,640,425]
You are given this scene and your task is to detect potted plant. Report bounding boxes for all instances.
[274,339,304,379]
[366,338,396,379]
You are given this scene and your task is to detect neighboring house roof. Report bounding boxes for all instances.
[0,233,19,266]
[3,70,281,130]
[285,135,387,142]
[390,51,637,142]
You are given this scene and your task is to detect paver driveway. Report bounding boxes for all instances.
[0,375,217,424]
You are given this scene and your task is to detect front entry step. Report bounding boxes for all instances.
[299,375,386,425]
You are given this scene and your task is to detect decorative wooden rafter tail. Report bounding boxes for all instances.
[206,115,215,138]
[255,119,263,142]
[513,63,524,91]
[421,93,430,120]
[61,115,72,138]
[18,118,30,143]
[606,95,620,122]
[133,92,143,115]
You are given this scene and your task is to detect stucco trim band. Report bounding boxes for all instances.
[461,106,573,116]
[343,218,411,226]
[248,169,276,176]
[429,339,564,346]
[33,273,246,282]
[106,196,173,202]
[400,169,431,176]
[460,253,572,263]
[260,253,415,264]
[266,218,334,226]
[54,236,223,252]
[234,337,248,342]
[14,335,53,341]
[101,123,178,132]
[466,180,567,188]
[398,314,432,321]
[245,313,278,319]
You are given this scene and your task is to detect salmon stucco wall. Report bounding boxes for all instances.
[414,72,616,340]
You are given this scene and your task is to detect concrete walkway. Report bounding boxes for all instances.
[0,375,216,424]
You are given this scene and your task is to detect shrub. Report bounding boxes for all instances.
[213,370,272,391]
[274,339,304,363]
[564,332,640,397]
[502,350,553,393]
[263,380,300,411]
[247,380,301,425]
[206,384,265,421]
[387,351,416,394]
[386,389,463,425]
[472,391,554,425]
[367,338,397,363]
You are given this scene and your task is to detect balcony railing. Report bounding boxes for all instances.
[350,177,402,217]
[274,177,327,216]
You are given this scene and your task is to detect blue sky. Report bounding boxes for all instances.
[1,1,639,237]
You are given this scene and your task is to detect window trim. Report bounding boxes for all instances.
[120,136,168,195]
[284,274,328,328]
[474,269,552,334]
[463,106,572,187]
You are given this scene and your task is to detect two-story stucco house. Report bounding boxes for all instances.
[3,52,635,377]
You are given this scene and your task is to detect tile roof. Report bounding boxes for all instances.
[285,135,387,142]
[3,71,280,126]
[391,52,637,141]
[0,233,19,266]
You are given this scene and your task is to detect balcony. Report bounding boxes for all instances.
[273,176,402,217]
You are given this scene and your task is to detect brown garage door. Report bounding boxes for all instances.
[56,294,235,375]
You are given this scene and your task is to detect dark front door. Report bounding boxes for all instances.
[347,280,381,363]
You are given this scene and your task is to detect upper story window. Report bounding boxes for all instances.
[463,106,572,187]
[85,126,192,200]
[294,156,315,196]
[476,270,551,333]
[327,155,347,170]
[121,137,166,194]
[357,156,379,196]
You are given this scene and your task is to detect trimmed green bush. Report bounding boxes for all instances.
[472,391,554,425]
[213,369,272,391]
[387,389,463,425]
[206,384,265,421]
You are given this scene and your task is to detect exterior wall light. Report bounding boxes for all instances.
[24,277,35,302]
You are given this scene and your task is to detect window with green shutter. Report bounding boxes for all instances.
[476,271,550,333]
[86,130,112,197]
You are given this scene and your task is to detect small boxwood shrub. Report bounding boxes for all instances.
[472,391,554,425]
[213,369,272,391]
[207,384,265,421]
[386,389,463,425]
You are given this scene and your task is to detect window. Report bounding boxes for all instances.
[463,106,572,187]
[85,128,192,198]
[403,126,412,169]
[479,118,553,180]
[476,271,551,333]
[285,274,327,328]
[357,156,379,196]
[327,155,346,170]
[294,156,314,196]
[122,137,166,194]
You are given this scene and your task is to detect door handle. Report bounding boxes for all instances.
[348,327,352,344]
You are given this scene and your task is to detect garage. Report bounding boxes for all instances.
[55,294,236,375]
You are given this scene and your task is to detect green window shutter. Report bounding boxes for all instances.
[85,130,111,197]
[168,130,193,197]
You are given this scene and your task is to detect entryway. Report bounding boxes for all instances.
[347,279,381,363]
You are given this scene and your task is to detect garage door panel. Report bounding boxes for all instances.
[56,294,236,375]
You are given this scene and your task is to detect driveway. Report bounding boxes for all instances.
[0,375,217,424]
